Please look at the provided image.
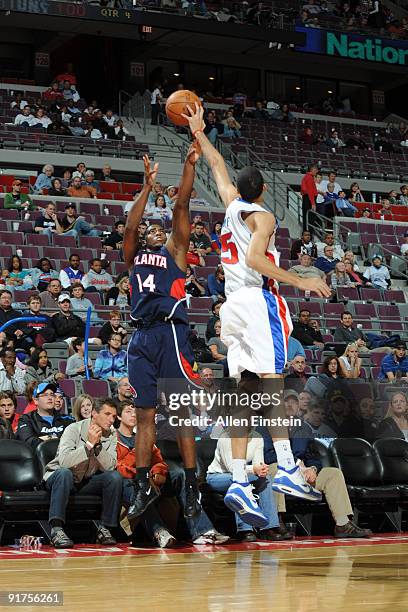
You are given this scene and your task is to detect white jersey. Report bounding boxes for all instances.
[221,198,280,296]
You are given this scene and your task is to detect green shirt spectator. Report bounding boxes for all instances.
[4,180,34,211]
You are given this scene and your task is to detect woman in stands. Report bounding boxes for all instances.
[97,310,128,346]
[348,182,366,203]
[2,255,34,291]
[210,222,222,253]
[330,261,354,290]
[339,343,362,379]
[24,348,65,387]
[32,258,59,292]
[150,194,173,222]
[48,178,67,197]
[72,394,94,422]
[305,356,346,398]
[377,392,408,440]
[344,262,364,286]
[186,239,205,267]
[208,320,229,376]
[165,185,178,205]
[105,275,131,308]
[185,265,206,297]
[0,391,20,432]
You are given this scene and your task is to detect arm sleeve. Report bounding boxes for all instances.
[16,415,41,448]
[59,270,71,289]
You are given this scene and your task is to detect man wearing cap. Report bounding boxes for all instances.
[400,231,408,257]
[51,295,85,343]
[34,202,77,243]
[4,180,34,211]
[363,255,391,292]
[60,202,100,237]
[43,397,121,548]
[379,342,408,381]
[16,382,74,449]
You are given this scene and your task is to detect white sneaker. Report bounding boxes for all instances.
[154,528,177,549]
[272,465,322,501]
[193,530,230,545]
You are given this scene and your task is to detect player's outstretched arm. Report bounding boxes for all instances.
[182,103,238,208]
[166,141,200,268]
[246,212,332,298]
[123,155,159,269]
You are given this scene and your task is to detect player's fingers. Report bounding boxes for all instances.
[180,113,190,120]
[185,104,194,116]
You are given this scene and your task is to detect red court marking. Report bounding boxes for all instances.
[0,534,407,560]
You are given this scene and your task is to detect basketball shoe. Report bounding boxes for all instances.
[272,465,322,501]
[224,482,269,529]
[127,481,159,521]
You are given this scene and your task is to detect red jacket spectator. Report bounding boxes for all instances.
[301,170,318,209]
[116,439,168,480]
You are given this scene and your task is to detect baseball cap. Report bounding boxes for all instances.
[65,202,76,209]
[395,341,407,350]
[58,294,71,303]
[284,389,299,401]
[33,382,57,398]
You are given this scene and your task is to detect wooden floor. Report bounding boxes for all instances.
[0,538,408,611]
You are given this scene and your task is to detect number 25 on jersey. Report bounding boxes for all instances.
[135,273,156,293]
[220,232,238,265]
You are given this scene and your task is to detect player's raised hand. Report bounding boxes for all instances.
[181,102,205,135]
[143,154,159,188]
[298,277,332,298]
[186,139,202,165]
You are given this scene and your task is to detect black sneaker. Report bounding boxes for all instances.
[237,530,257,543]
[258,529,285,542]
[184,483,202,518]
[51,527,74,549]
[96,525,116,545]
[334,521,372,538]
[128,481,159,521]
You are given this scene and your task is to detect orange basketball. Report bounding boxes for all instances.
[165,90,202,126]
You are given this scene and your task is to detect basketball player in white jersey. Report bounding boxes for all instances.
[182,104,331,527]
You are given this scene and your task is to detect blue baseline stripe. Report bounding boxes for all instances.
[262,289,285,372]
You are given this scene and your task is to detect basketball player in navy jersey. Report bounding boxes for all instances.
[124,146,203,521]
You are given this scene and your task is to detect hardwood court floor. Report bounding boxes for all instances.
[0,536,407,612]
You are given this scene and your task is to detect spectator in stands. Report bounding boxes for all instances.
[399,185,408,206]
[43,81,64,102]
[291,309,324,349]
[320,172,342,196]
[14,105,35,127]
[4,179,34,211]
[52,294,85,344]
[378,198,393,219]
[47,117,71,136]
[316,232,344,259]
[115,377,133,403]
[335,191,358,217]
[67,174,97,199]
[362,207,372,218]
[325,130,345,150]
[99,164,117,182]
[315,245,339,273]
[190,221,212,255]
[379,342,408,381]
[377,392,408,438]
[94,332,127,384]
[105,275,130,308]
[60,169,72,189]
[20,294,55,346]
[252,101,269,120]
[223,116,241,138]
[264,424,371,537]
[59,254,84,289]
[203,111,221,146]
[97,311,127,346]
[187,239,205,267]
[11,93,28,110]
[2,254,34,291]
[16,382,73,449]
[305,357,345,399]
[334,311,369,351]
[290,230,317,259]
[82,258,114,294]
[206,432,282,542]
[185,265,205,297]
[298,390,312,416]
[206,300,223,341]
[72,162,87,181]
[0,391,19,432]
[338,343,362,379]
[344,261,364,286]
[330,261,354,290]
[72,394,94,422]
[343,250,360,272]
[60,203,100,238]
[48,178,67,197]
[114,119,129,140]
[285,355,311,390]
[66,337,92,378]
[34,202,72,242]
[150,195,173,221]
[84,170,99,192]
[24,348,64,386]
[348,182,366,203]
[300,164,318,231]
[208,321,228,375]
[150,83,163,126]
[0,347,25,395]
[363,255,391,292]
[104,220,125,251]
[207,265,225,301]
[83,121,103,140]
[32,108,52,129]
[0,290,30,349]
[400,231,408,257]
[346,130,368,150]
[300,126,317,146]
[43,397,121,548]
[39,279,62,314]
[289,253,326,280]
[210,222,222,253]
[272,103,294,123]
[189,188,210,207]
[103,110,117,128]
[70,282,96,321]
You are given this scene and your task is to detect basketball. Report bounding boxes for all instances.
[165,89,202,126]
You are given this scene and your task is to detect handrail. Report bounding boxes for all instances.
[118,90,133,117]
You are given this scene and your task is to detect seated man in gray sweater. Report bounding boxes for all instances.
[43,397,122,548]
[289,254,326,280]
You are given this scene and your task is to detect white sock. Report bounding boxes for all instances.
[232,459,248,483]
[336,517,349,527]
[274,440,296,470]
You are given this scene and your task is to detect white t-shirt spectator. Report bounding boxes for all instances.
[320,179,342,195]
[401,243,408,256]
[151,88,162,105]
[35,116,52,128]
[11,99,28,110]
[316,241,345,260]
[103,114,117,127]
[363,265,390,289]
[14,113,36,126]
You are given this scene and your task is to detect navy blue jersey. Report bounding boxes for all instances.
[130,246,188,324]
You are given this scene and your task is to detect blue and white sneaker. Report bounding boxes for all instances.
[224,482,269,529]
[272,465,322,501]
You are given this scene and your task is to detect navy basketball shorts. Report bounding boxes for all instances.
[127,321,201,408]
